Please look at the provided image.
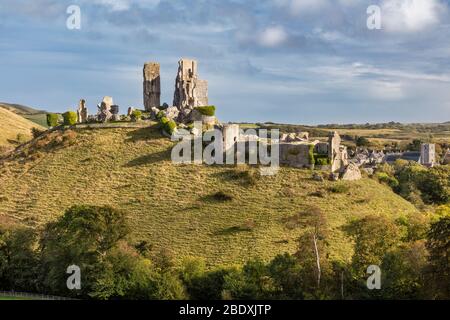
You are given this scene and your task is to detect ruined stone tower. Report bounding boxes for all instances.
[173,58,208,109]
[328,131,348,173]
[143,62,161,111]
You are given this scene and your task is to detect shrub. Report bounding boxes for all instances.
[156,111,165,120]
[160,116,169,125]
[194,106,216,116]
[164,120,177,135]
[159,116,177,135]
[31,127,45,139]
[314,154,330,166]
[16,133,28,144]
[46,113,59,127]
[356,136,370,147]
[62,111,77,126]
[328,183,350,194]
[131,110,143,121]
[376,172,399,188]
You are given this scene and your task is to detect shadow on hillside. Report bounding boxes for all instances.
[213,226,252,236]
[125,126,160,142]
[124,147,172,167]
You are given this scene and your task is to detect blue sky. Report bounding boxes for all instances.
[0,0,449,124]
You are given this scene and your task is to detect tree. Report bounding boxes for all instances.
[268,253,304,299]
[356,136,370,147]
[407,139,422,151]
[46,113,59,127]
[417,166,450,204]
[346,215,400,277]
[0,226,40,292]
[295,206,329,294]
[39,205,129,297]
[381,241,428,299]
[62,111,77,126]
[425,216,450,299]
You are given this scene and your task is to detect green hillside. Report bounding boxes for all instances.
[0,123,419,267]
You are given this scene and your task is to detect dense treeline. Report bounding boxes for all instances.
[1,204,448,300]
[375,161,449,207]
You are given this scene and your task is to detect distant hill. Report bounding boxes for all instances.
[0,107,45,151]
[0,124,419,267]
[0,102,48,128]
[0,102,46,115]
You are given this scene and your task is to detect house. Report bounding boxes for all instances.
[384,152,421,164]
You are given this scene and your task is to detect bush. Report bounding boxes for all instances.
[159,116,177,135]
[131,110,143,121]
[160,116,169,125]
[194,106,216,116]
[46,113,59,127]
[156,111,165,120]
[328,184,350,194]
[356,136,370,147]
[314,154,330,165]
[376,172,399,188]
[16,133,28,144]
[31,127,45,139]
[62,111,77,126]
[164,120,177,135]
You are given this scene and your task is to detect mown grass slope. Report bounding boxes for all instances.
[0,124,419,267]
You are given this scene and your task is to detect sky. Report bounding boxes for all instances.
[0,0,449,125]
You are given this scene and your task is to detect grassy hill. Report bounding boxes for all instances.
[0,102,48,128]
[0,123,419,267]
[0,107,45,151]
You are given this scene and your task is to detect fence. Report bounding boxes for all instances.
[0,291,76,300]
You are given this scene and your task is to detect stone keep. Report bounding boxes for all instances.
[173,58,208,109]
[143,62,161,111]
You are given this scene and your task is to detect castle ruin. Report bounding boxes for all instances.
[143,62,161,111]
[173,59,208,120]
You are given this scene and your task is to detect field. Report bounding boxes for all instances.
[0,123,419,267]
[22,113,48,128]
[243,122,450,150]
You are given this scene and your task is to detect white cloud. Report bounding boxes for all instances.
[258,26,288,47]
[273,0,329,15]
[381,0,447,32]
[368,79,405,100]
[92,0,160,11]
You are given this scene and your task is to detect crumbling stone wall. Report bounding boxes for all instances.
[279,143,313,168]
